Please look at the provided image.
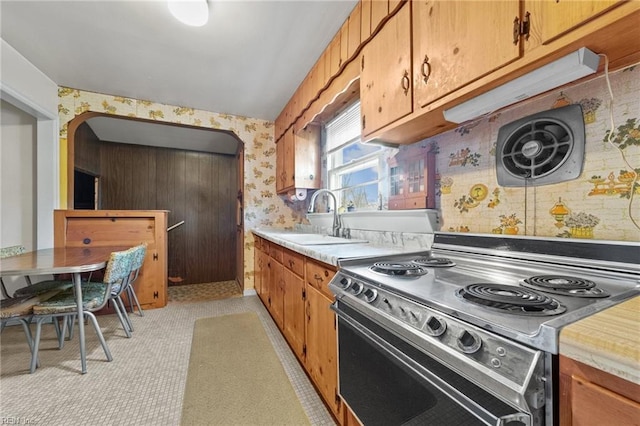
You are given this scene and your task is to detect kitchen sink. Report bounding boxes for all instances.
[271,233,367,245]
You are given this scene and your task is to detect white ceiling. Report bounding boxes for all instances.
[86,115,241,154]
[1,0,357,153]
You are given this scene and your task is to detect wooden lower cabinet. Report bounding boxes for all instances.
[344,406,363,426]
[268,255,284,330]
[283,265,305,360]
[54,209,168,309]
[255,237,345,423]
[305,284,342,420]
[559,355,640,426]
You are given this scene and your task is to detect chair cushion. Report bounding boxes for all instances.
[13,280,73,298]
[32,283,109,315]
[1,289,67,319]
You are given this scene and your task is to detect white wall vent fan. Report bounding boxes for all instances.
[496,104,585,187]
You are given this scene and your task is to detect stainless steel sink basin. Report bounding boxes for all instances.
[272,233,367,245]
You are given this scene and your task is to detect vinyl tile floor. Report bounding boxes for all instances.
[0,290,336,426]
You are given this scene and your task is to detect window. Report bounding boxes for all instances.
[325,102,394,211]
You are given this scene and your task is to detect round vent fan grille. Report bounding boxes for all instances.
[496,105,585,187]
[501,118,573,179]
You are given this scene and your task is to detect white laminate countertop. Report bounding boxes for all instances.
[252,228,428,266]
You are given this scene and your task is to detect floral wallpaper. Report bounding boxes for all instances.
[58,87,302,291]
[426,65,639,241]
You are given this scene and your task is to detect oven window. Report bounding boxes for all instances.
[337,303,528,426]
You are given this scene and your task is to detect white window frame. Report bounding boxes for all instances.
[324,101,391,211]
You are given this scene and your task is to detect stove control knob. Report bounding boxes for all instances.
[425,316,447,337]
[457,330,482,354]
[363,288,378,303]
[350,282,363,296]
[338,277,352,289]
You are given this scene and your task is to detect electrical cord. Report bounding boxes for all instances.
[600,54,640,231]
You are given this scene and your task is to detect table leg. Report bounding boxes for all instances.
[73,272,87,374]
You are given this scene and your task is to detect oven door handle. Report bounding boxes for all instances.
[331,303,532,426]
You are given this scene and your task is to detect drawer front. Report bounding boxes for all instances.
[388,197,405,210]
[404,195,427,209]
[269,243,284,263]
[283,249,304,277]
[306,259,336,299]
[254,235,262,251]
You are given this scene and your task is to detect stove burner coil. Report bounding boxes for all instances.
[456,283,566,316]
[370,262,427,277]
[522,275,610,298]
[412,257,456,268]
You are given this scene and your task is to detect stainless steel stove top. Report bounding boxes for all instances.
[332,233,640,353]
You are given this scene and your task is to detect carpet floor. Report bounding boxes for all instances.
[0,295,335,426]
[181,312,311,425]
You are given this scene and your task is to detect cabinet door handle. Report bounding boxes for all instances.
[421,55,431,84]
[513,16,520,45]
[402,70,410,96]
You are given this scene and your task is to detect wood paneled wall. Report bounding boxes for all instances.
[99,142,237,284]
[74,122,101,175]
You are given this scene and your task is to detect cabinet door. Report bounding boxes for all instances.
[412,0,520,109]
[529,0,624,45]
[283,127,295,190]
[253,240,262,296]
[283,268,305,360]
[269,258,284,330]
[305,285,341,419]
[360,3,412,136]
[293,124,321,190]
[260,251,271,306]
[276,138,285,193]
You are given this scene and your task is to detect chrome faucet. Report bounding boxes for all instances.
[308,189,341,237]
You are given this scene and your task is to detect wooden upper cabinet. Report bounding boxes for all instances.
[360,2,412,137]
[360,0,372,42]
[340,20,349,68]
[371,0,389,33]
[275,133,287,193]
[348,2,361,59]
[412,0,521,110]
[329,32,342,78]
[283,127,295,190]
[276,124,321,194]
[528,0,625,45]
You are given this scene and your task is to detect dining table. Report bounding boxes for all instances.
[0,246,127,374]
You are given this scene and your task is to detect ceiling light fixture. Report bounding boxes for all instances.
[168,0,209,27]
[443,47,600,124]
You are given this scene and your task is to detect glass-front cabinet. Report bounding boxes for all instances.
[388,146,436,210]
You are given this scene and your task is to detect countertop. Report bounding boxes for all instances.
[252,228,427,266]
[560,296,640,384]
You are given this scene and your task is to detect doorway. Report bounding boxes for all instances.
[67,113,244,287]
[74,169,97,210]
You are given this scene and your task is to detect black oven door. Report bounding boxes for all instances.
[334,302,532,426]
